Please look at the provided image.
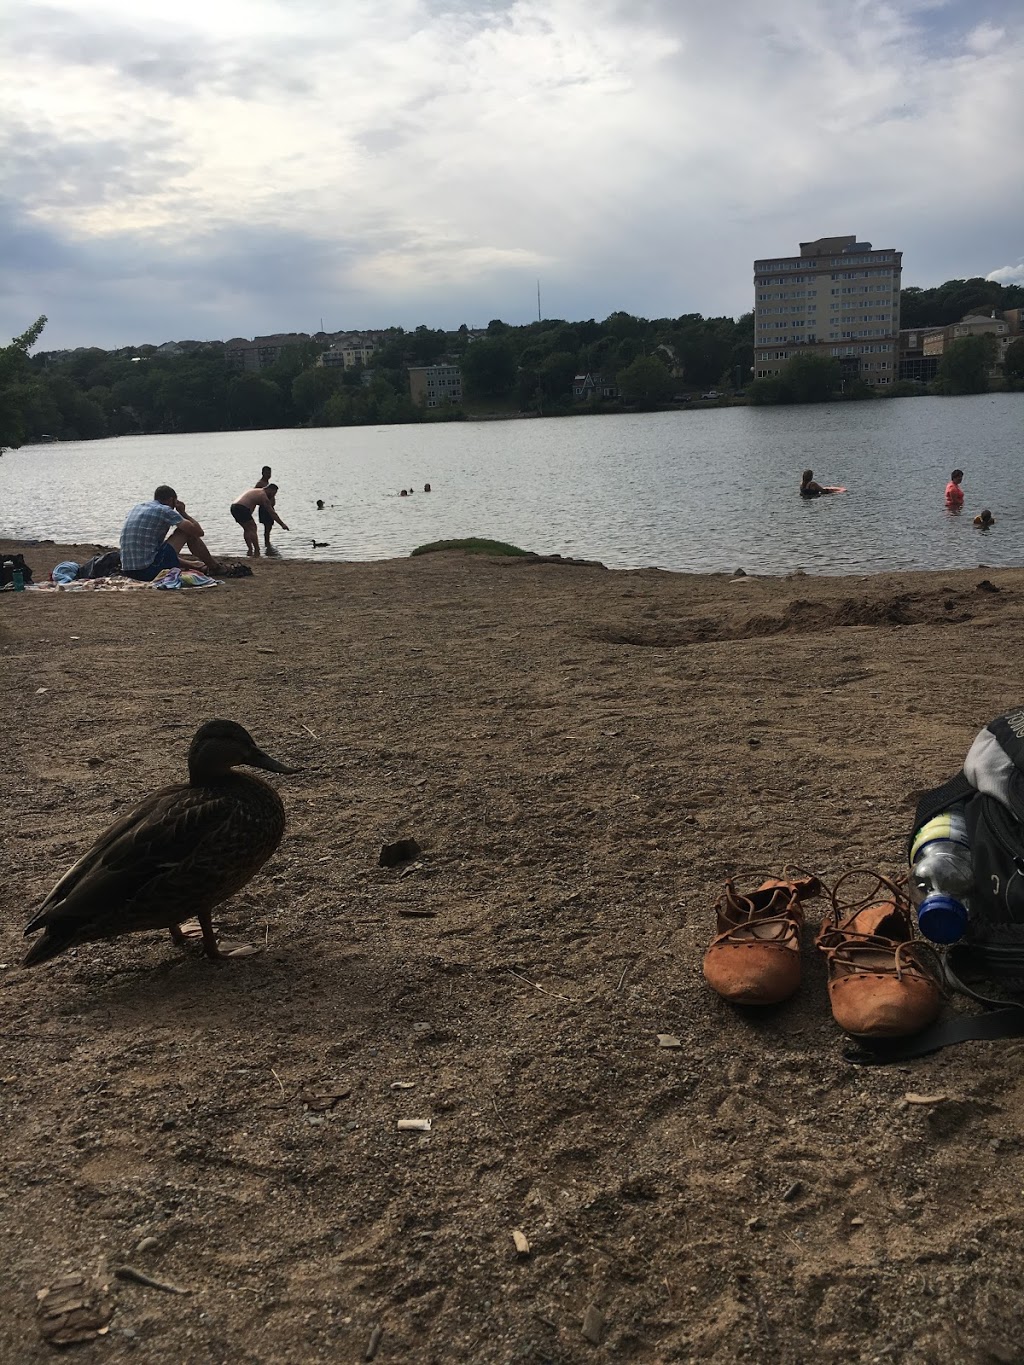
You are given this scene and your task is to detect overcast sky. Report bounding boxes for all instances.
[2,0,1022,349]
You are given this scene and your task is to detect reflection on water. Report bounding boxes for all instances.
[2,394,1022,575]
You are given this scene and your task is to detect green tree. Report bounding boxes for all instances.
[748,353,840,406]
[1002,336,1024,384]
[538,351,577,401]
[153,350,230,431]
[937,334,997,395]
[292,365,342,422]
[460,337,517,399]
[616,355,674,405]
[0,315,47,446]
[900,278,1023,329]
[748,376,793,405]
[226,374,286,429]
[603,311,645,340]
[408,326,448,365]
[783,352,841,402]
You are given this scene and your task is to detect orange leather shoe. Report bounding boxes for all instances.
[703,871,821,1006]
[816,871,943,1038]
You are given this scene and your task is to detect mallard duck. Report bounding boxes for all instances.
[24,720,299,966]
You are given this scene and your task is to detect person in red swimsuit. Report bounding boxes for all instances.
[945,469,965,509]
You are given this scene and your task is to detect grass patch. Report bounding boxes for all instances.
[411,537,531,558]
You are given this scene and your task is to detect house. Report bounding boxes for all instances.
[572,372,618,400]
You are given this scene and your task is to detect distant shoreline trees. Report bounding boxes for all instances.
[2,276,1021,443]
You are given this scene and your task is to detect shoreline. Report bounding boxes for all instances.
[3,533,1019,587]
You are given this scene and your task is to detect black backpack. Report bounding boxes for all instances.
[0,553,34,587]
[77,550,122,579]
[912,706,1024,982]
[855,707,1024,1061]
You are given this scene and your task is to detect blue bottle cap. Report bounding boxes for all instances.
[916,893,968,945]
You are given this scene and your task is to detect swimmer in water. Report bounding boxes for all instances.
[799,469,839,498]
[974,508,995,528]
[316,499,324,510]
[945,469,965,509]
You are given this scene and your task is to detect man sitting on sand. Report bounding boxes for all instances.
[120,485,219,581]
[230,485,289,557]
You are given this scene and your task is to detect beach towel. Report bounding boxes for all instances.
[152,568,218,589]
[29,573,218,592]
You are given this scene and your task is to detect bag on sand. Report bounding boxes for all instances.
[865,707,1024,1061]
[77,550,122,579]
[913,706,1024,983]
[0,553,34,586]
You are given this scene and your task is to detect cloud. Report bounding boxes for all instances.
[987,263,1024,286]
[2,0,1023,347]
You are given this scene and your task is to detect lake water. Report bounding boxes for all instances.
[3,394,1022,575]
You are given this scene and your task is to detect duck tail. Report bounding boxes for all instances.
[23,926,75,967]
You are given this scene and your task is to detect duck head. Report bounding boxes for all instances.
[188,720,301,782]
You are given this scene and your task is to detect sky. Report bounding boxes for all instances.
[2,0,1022,350]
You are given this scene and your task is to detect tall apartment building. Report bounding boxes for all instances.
[753,235,902,387]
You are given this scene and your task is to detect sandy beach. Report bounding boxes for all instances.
[3,537,1024,1363]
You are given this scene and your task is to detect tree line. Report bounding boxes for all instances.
[1,276,1022,446]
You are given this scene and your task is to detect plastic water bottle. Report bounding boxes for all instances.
[909,809,973,943]
[11,564,24,591]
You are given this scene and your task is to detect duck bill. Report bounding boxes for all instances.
[249,747,301,775]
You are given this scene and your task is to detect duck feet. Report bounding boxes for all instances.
[170,917,260,959]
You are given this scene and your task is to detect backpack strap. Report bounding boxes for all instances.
[844,954,1024,1063]
[909,772,975,857]
[844,1007,1024,1063]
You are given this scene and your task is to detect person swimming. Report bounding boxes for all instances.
[974,509,995,528]
[799,469,839,498]
[316,499,325,510]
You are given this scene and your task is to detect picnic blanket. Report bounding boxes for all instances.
[31,568,219,592]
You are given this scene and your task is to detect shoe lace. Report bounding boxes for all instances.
[817,868,942,984]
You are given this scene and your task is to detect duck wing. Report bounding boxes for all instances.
[24,783,243,945]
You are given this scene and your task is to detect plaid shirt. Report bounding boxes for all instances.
[120,500,183,570]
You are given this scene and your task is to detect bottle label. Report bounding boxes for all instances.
[910,811,969,863]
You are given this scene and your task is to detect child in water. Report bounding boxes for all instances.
[974,509,995,528]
